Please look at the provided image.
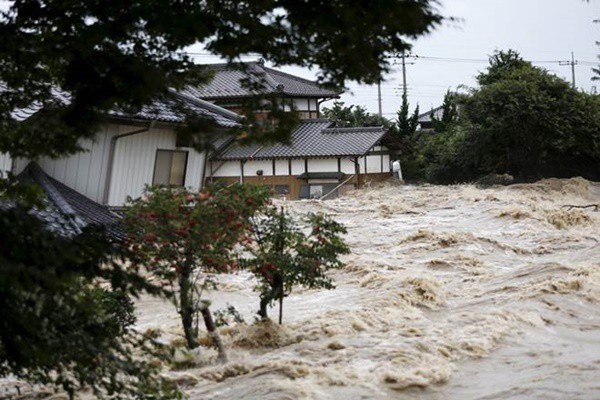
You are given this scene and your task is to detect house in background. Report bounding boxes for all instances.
[183,59,339,120]
[1,61,392,229]
[1,91,240,207]
[417,105,443,132]
[207,119,392,200]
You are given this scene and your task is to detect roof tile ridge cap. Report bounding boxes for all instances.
[27,162,86,231]
[263,67,338,90]
[205,61,254,70]
[171,89,243,121]
[249,63,279,92]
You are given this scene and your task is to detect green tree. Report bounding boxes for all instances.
[396,94,420,138]
[0,1,444,159]
[1,1,445,394]
[420,50,600,183]
[0,207,178,399]
[123,184,270,350]
[322,101,394,128]
[242,207,349,323]
[476,49,530,86]
[431,90,458,133]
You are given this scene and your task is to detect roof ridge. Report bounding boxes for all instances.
[171,89,243,121]
[23,162,86,232]
[322,125,384,132]
[263,67,327,87]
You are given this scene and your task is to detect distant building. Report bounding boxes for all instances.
[417,106,443,132]
[207,119,392,200]
[183,59,339,119]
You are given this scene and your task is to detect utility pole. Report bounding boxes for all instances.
[559,52,578,89]
[377,80,382,117]
[401,51,407,97]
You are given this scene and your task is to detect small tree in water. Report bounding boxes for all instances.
[243,207,350,323]
[124,184,269,350]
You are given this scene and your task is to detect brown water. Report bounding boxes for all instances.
[5,178,599,399]
[155,178,600,400]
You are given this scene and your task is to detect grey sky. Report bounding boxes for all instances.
[190,0,599,118]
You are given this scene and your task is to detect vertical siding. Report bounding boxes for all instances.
[37,124,117,203]
[0,153,12,175]
[108,126,207,206]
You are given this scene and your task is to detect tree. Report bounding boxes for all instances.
[1,1,445,394]
[321,101,394,129]
[242,207,349,323]
[476,49,530,86]
[0,1,444,159]
[123,184,270,350]
[0,205,178,399]
[420,50,600,183]
[396,93,420,139]
[431,90,458,133]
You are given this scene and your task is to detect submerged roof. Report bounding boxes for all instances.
[183,61,340,100]
[213,119,387,161]
[16,163,124,240]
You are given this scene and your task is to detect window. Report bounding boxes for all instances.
[153,150,188,186]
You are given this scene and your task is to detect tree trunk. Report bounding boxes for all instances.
[258,273,283,320]
[200,304,227,363]
[179,265,199,349]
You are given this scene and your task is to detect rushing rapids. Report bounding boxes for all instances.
[4,178,599,399]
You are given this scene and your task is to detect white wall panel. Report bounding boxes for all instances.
[340,159,356,174]
[0,153,12,175]
[366,155,382,173]
[291,159,305,175]
[307,158,337,172]
[382,154,391,172]
[275,159,288,176]
[37,124,116,203]
[244,160,272,177]
[210,161,242,178]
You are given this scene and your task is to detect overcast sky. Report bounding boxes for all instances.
[190,0,599,119]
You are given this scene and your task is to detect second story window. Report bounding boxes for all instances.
[153,149,188,186]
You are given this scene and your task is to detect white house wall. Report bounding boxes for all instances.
[365,155,383,173]
[291,159,305,175]
[307,158,337,172]
[274,159,288,176]
[244,160,272,177]
[36,125,115,203]
[108,125,206,206]
[0,153,12,175]
[340,159,356,174]
[210,160,241,178]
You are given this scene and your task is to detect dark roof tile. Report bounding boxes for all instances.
[183,62,339,100]
[214,120,387,160]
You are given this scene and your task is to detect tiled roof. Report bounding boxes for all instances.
[16,163,124,241]
[183,61,339,100]
[7,88,241,128]
[213,120,387,160]
[109,91,241,127]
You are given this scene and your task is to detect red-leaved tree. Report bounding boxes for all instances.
[123,184,270,351]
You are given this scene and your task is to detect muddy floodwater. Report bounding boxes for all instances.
[5,179,597,399]
[133,178,600,400]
